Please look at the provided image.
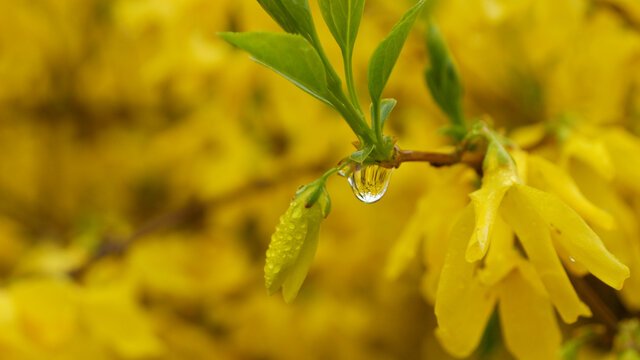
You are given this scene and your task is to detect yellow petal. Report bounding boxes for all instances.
[527,155,615,230]
[509,123,547,150]
[499,271,562,360]
[385,196,428,280]
[570,161,640,309]
[602,127,640,193]
[435,206,497,357]
[420,170,473,303]
[519,185,630,290]
[561,135,614,181]
[10,278,79,349]
[501,185,591,323]
[81,284,164,358]
[478,216,518,286]
[467,184,510,262]
[467,156,519,262]
[555,242,590,277]
[515,258,549,298]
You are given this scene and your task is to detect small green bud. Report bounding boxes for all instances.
[264,182,330,303]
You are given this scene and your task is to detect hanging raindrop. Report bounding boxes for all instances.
[342,164,394,203]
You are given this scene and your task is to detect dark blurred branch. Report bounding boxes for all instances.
[595,0,640,32]
[571,275,619,336]
[69,161,328,278]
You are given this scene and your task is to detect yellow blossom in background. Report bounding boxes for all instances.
[0,0,640,359]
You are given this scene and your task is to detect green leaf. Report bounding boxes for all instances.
[349,143,375,163]
[219,32,330,104]
[380,98,397,129]
[318,0,365,57]
[369,98,398,131]
[425,22,464,127]
[257,0,317,42]
[367,0,425,104]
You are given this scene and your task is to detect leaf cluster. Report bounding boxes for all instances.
[219,0,427,163]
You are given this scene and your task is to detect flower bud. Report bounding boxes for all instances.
[264,182,329,303]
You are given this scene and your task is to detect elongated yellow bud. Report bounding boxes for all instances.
[264,183,329,303]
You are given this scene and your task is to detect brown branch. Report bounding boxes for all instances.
[571,274,619,336]
[394,149,461,166]
[378,145,485,173]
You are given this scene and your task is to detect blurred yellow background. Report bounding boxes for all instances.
[0,0,638,359]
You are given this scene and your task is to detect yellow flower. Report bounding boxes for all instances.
[515,123,640,310]
[264,182,329,303]
[436,208,562,359]
[435,141,630,359]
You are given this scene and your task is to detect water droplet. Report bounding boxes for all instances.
[569,257,576,263]
[346,164,394,203]
[338,164,354,178]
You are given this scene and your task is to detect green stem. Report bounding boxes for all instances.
[371,100,384,146]
[327,92,375,145]
[343,52,362,114]
[320,161,350,182]
[451,101,466,129]
[309,34,375,146]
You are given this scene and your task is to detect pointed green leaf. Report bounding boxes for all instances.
[369,98,398,131]
[349,143,375,163]
[318,0,365,57]
[425,22,464,126]
[219,32,330,104]
[367,0,425,104]
[380,98,397,129]
[257,0,317,42]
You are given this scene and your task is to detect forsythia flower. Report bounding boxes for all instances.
[435,140,630,359]
[514,122,640,310]
[264,182,330,303]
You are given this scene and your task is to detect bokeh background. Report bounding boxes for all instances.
[0,0,639,359]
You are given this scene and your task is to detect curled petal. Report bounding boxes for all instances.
[467,184,509,262]
[527,155,615,230]
[501,185,591,323]
[570,162,640,309]
[519,185,630,290]
[467,160,519,262]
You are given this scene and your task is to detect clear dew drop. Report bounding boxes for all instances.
[343,164,394,203]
